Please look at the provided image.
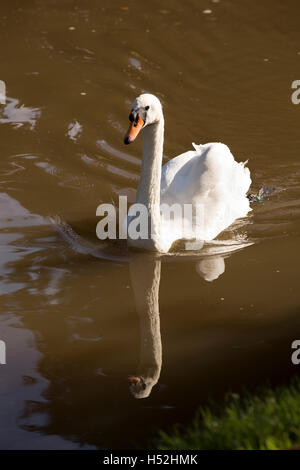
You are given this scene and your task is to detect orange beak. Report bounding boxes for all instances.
[124,114,144,145]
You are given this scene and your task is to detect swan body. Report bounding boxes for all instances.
[124,94,251,253]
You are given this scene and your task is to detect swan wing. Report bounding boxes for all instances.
[160,142,251,241]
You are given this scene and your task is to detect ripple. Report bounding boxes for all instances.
[0,97,41,130]
[97,139,141,167]
[0,193,47,229]
[67,120,82,141]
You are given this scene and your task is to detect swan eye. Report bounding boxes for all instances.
[145,106,149,111]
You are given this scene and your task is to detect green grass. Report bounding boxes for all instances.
[157,376,300,450]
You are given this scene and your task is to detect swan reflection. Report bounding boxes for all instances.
[196,256,225,282]
[128,251,227,399]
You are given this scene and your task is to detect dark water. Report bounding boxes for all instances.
[0,0,300,449]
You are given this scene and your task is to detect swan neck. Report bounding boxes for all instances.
[137,119,164,234]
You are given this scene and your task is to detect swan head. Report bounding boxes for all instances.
[124,93,163,145]
[128,375,155,399]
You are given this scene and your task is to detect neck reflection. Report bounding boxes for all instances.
[129,254,162,399]
[128,252,227,399]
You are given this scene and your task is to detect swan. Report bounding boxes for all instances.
[124,93,251,253]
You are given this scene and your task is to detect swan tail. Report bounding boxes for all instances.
[192,142,205,152]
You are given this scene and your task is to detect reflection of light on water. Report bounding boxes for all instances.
[0,194,48,295]
[0,97,41,130]
[71,333,102,342]
[128,57,143,71]
[66,120,82,141]
[35,161,58,176]
[97,139,141,167]
[0,193,47,229]
[199,237,254,256]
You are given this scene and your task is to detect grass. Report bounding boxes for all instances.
[157,376,300,450]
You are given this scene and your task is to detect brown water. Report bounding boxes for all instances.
[0,0,300,449]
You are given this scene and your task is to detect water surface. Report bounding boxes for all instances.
[0,0,300,449]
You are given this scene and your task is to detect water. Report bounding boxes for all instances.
[0,0,299,449]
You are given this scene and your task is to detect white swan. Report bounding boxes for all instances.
[124,93,251,253]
